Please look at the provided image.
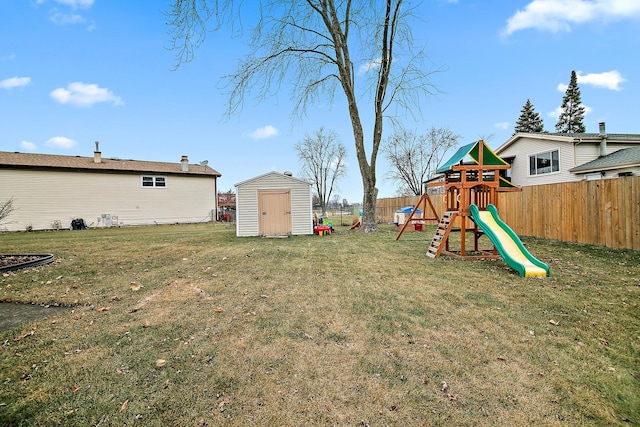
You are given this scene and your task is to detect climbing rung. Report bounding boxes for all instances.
[427,212,457,259]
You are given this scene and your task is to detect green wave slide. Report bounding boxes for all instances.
[469,204,550,278]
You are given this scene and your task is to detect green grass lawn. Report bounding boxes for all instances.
[1,223,639,426]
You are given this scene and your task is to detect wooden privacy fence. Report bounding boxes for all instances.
[377,176,640,251]
[496,177,639,251]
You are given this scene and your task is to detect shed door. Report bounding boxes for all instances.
[258,190,292,236]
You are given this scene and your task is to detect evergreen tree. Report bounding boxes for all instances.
[555,70,586,133]
[514,99,544,133]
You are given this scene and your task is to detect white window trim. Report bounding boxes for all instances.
[528,149,561,177]
[141,175,168,188]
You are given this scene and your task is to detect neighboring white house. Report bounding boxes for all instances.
[569,146,640,179]
[235,171,312,237]
[494,122,640,186]
[0,147,221,232]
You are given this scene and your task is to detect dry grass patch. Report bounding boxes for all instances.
[1,223,639,426]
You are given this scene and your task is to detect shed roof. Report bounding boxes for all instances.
[235,171,311,187]
[569,146,640,173]
[0,151,221,177]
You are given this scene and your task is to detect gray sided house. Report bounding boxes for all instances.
[235,171,312,237]
[569,146,640,179]
[0,148,221,232]
[495,123,640,186]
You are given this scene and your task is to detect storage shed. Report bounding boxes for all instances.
[235,171,313,237]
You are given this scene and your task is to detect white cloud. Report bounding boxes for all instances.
[494,122,509,130]
[61,0,94,8]
[0,76,31,89]
[50,82,123,107]
[50,12,85,25]
[48,0,94,8]
[503,0,640,36]
[548,104,593,119]
[576,70,626,90]
[0,53,16,62]
[41,0,94,27]
[247,125,279,140]
[548,106,563,118]
[557,70,626,92]
[45,136,77,149]
[329,158,347,170]
[358,58,382,75]
[20,141,37,151]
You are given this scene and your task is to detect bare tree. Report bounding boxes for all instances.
[331,194,340,210]
[383,127,459,196]
[477,133,495,144]
[0,197,16,226]
[166,0,437,232]
[295,127,347,215]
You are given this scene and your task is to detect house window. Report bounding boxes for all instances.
[529,150,559,175]
[141,176,167,187]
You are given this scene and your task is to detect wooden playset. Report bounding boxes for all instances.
[426,139,519,259]
[396,139,549,277]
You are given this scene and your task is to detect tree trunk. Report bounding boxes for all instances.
[361,177,378,232]
[347,98,379,232]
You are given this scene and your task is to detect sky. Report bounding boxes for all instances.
[1,0,639,204]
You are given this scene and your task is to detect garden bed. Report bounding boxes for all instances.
[0,254,54,272]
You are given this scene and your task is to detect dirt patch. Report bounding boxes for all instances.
[0,303,67,333]
[1,254,61,332]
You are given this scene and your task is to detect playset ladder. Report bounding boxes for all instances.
[426,211,457,258]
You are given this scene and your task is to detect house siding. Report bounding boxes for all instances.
[603,167,639,178]
[498,136,640,186]
[574,142,638,167]
[0,169,217,231]
[499,138,576,186]
[235,172,312,237]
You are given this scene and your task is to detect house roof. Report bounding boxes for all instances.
[569,146,640,173]
[436,140,509,174]
[495,132,640,154]
[0,151,221,177]
[235,171,311,187]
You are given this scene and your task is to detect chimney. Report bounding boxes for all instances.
[181,155,189,172]
[599,122,607,157]
[93,141,102,163]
